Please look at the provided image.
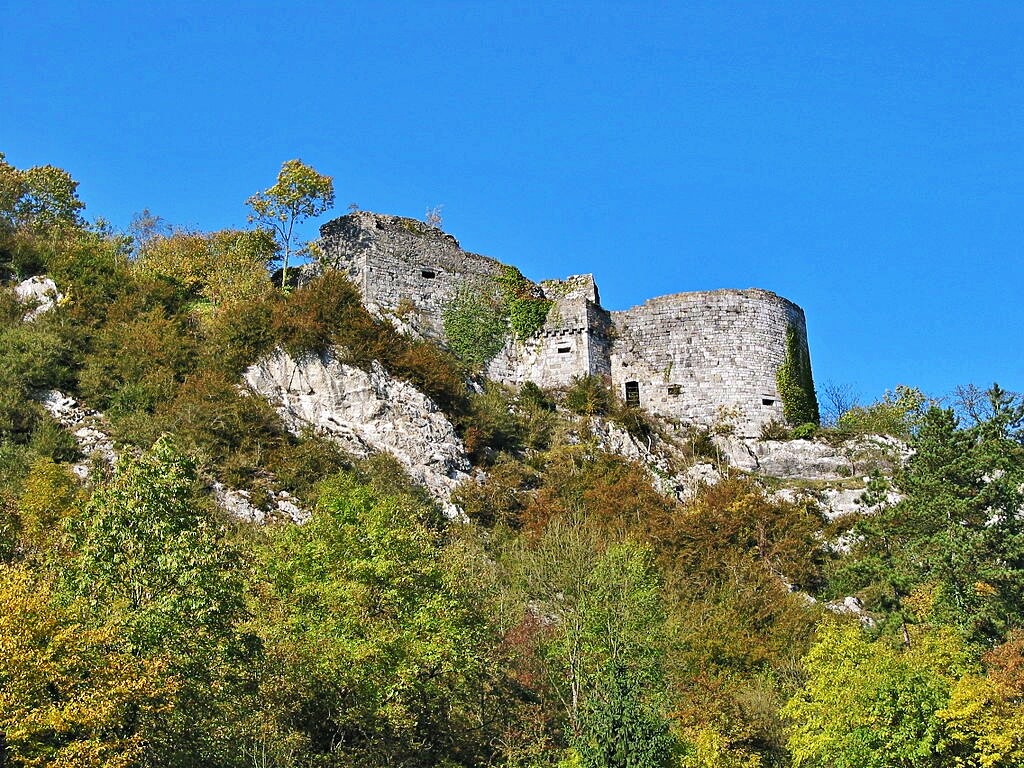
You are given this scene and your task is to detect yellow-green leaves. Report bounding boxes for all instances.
[246,159,334,288]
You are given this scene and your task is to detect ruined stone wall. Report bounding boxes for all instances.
[319,212,505,338]
[318,213,814,436]
[610,289,808,437]
[485,275,610,388]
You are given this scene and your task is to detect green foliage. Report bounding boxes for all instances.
[0,152,85,233]
[442,282,509,366]
[791,421,818,439]
[577,662,675,768]
[498,265,553,339]
[837,385,927,438]
[247,158,334,288]
[832,388,1024,645]
[0,564,168,768]
[776,325,819,426]
[69,437,246,655]
[442,266,551,367]
[132,228,275,309]
[783,623,973,768]
[565,375,614,417]
[254,470,491,765]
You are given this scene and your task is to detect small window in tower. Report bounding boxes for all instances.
[421,269,436,279]
[668,385,681,396]
[625,381,641,408]
[762,398,776,406]
[557,345,571,354]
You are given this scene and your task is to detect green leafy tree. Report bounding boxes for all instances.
[784,623,973,768]
[833,386,1024,645]
[0,152,85,233]
[0,564,168,768]
[68,438,249,767]
[247,159,334,288]
[509,521,673,758]
[253,469,491,766]
[837,385,928,438]
[69,437,245,654]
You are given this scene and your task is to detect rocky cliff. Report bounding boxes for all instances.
[244,349,472,516]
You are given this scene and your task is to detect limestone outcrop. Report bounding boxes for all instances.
[15,276,63,320]
[40,390,310,523]
[244,349,472,516]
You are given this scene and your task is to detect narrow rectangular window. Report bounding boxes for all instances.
[762,398,776,406]
[625,381,641,408]
[668,385,681,396]
[557,345,571,354]
[421,269,436,279]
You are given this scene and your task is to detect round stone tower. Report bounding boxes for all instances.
[609,289,814,437]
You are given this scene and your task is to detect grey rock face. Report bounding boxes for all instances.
[716,434,904,481]
[41,390,117,478]
[244,349,472,516]
[15,276,63,320]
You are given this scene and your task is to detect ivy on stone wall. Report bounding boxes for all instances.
[441,284,508,367]
[496,266,552,340]
[776,324,820,426]
[442,267,552,367]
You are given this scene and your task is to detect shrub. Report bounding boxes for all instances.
[271,271,363,358]
[461,383,524,463]
[791,422,818,440]
[156,371,288,484]
[387,340,468,417]
[203,296,276,377]
[837,385,927,438]
[759,419,791,441]
[564,375,614,417]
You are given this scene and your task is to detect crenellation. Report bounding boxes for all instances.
[317,212,816,437]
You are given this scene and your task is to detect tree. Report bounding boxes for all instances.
[246,159,334,289]
[252,469,491,766]
[783,622,973,768]
[0,152,85,232]
[69,436,245,655]
[0,564,168,768]
[833,387,1024,645]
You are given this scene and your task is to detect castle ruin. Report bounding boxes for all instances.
[319,211,815,437]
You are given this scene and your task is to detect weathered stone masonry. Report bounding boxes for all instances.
[317,212,814,437]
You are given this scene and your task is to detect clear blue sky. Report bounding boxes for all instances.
[3,1,1022,405]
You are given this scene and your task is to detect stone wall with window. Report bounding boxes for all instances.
[317,212,814,436]
[609,289,808,436]
[318,211,505,338]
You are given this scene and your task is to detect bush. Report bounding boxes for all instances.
[791,422,818,440]
[759,419,791,441]
[271,271,363,358]
[388,340,468,417]
[564,375,614,417]
[156,371,289,484]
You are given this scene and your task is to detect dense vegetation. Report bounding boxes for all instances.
[2,154,1024,768]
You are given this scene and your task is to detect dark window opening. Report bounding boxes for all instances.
[762,398,776,406]
[625,381,641,408]
[421,269,436,279]
[668,385,681,396]
[557,345,571,354]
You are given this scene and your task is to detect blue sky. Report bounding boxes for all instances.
[3,1,1022,405]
